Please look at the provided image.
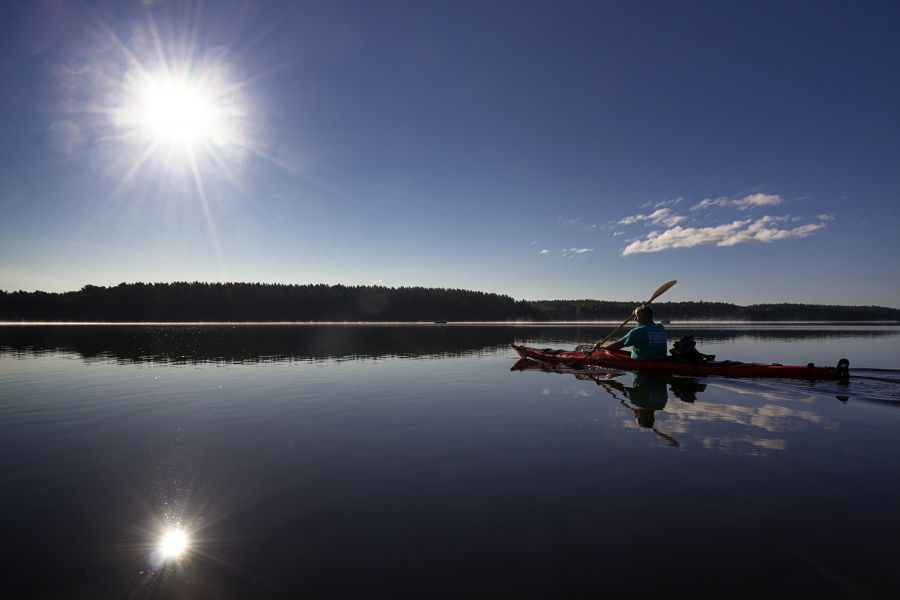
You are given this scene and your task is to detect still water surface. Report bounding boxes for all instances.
[1,325,899,598]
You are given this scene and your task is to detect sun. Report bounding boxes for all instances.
[138,78,217,145]
[70,10,287,208]
[128,73,235,151]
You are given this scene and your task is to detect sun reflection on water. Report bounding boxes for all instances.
[158,527,190,561]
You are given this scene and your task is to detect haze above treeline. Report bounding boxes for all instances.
[1,283,898,322]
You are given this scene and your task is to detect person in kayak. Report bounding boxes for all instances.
[592,305,667,359]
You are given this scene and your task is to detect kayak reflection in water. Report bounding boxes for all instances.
[593,305,667,358]
[510,358,707,447]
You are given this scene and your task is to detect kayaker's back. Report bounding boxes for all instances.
[621,322,667,359]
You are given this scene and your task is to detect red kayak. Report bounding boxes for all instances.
[511,344,850,380]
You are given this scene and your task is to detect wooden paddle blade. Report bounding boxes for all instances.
[647,279,677,303]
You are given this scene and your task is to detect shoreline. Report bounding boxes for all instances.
[1,321,898,327]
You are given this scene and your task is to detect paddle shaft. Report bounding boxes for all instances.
[596,314,635,346]
[595,280,677,347]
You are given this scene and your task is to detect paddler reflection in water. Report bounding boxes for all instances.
[592,305,667,358]
[577,371,707,447]
[593,372,668,427]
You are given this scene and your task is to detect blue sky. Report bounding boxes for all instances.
[1,0,898,305]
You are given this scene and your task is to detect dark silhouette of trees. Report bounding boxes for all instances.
[0,283,543,322]
[529,299,900,322]
[0,284,897,322]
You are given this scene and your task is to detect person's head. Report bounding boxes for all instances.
[635,408,655,428]
[633,304,653,324]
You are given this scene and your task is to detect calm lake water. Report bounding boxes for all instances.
[2,324,899,598]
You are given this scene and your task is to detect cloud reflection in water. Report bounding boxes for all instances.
[513,359,844,455]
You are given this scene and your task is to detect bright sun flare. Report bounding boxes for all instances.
[96,22,261,197]
[135,76,229,149]
[159,528,189,560]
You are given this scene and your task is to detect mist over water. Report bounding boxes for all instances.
[1,325,899,597]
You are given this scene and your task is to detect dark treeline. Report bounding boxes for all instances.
[0,283,898,322]
[0,283,541,322]
[531,300,900,322]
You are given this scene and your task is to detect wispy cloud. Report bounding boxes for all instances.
[640,197,683,209]
[691,193,782,211]
[617,207,686,227]
[621,215,827,255]
[655,197,683,208]
[538,247,590,257]
[561,247,593,257]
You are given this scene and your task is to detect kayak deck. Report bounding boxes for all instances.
[510,344,849,380]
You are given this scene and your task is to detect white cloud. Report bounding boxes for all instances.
[717,215,824,246]
[691,193,782,211]
[621,216,826,255]
[539,249,549,255]
[560,247,594,257]
[617,207,687,227]
[654,197,683,208]
[613,192,829,255]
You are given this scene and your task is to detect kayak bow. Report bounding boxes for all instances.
[510,344,850,380]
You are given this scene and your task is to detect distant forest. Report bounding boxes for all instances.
[0,283,898,322]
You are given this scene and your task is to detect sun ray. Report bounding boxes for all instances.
[240,140,304,175]
[205,144,248,195]
[110,140,161,198]
[94,16,153,86]
[221,58,296,96]
[146,9,172,80]
[187,149,228,281]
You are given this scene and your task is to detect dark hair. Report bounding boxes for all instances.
[635,305,653,320]
[635,409,655,428]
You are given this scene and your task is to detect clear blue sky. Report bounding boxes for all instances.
[1,0,898,305]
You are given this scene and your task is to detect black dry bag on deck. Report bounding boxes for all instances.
[669,335,715,363]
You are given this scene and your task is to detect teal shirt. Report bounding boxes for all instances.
[619,322,667,359]
[622,372,669,410]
